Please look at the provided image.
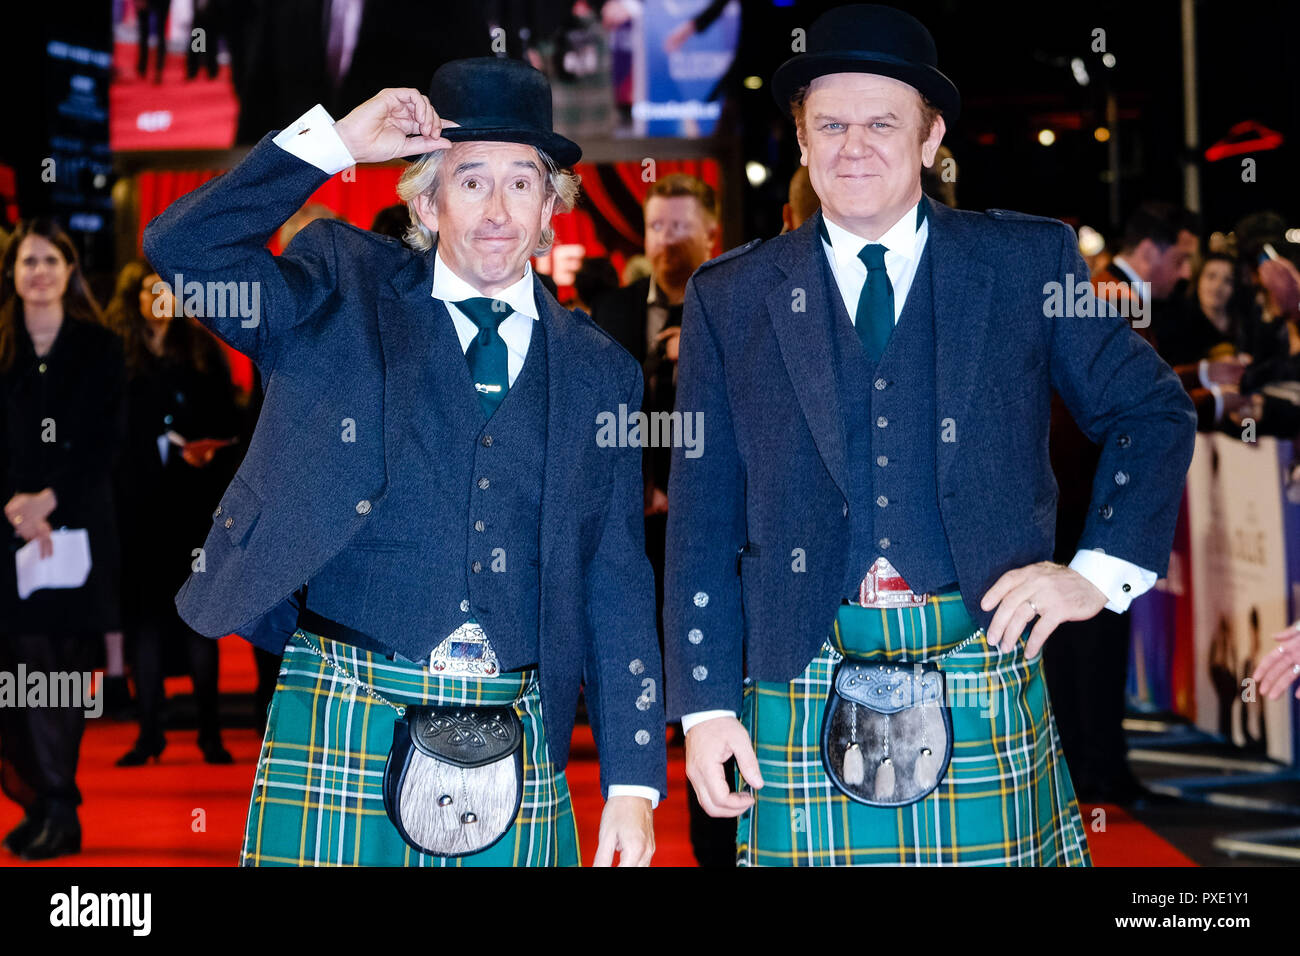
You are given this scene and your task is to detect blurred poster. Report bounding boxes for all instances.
[635,0,739,137]
[1187,433,1293,763]
[1128,504,1189,714]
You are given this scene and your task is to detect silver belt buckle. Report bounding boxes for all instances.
[859,556,927,608]
[428,621,501,677]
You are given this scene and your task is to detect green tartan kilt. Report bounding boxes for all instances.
[240,629,580,867]
[738,594,1093,867]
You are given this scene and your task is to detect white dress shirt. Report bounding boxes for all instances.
[434,252,537,387]
[679,202,1160,735]
[272,104,659,807]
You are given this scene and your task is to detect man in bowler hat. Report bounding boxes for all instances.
[664,5,1196,865]
[145,58,664,866]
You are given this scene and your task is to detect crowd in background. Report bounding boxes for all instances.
[1,152,1299,860]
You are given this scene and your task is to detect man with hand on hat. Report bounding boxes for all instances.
[664,5,1196,866]
[144,58,665,866]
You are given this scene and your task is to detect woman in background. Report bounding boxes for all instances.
[0,219,125,860]
[106,260,240,766]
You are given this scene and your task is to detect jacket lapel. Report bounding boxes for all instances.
[767,208,849,499]
[378,242,479,485]
[926,198,996,488]
[533,275,602,567]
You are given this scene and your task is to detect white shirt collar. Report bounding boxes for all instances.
[431,248,539,321]
[1109,255,1141,286]
[821,200,924,272]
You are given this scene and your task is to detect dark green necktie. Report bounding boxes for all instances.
[456,297,512,417]
[818,202,928,364]
[855,243,893,362]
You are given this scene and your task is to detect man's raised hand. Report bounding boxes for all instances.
[333,89,455,165]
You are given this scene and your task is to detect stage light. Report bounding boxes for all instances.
[1102,53,1116,68]
[1037,129,1056,146]
[743,75,763,90]
[1094,127,1110,142]
[1286,229,1300,244]
[745,161,771,187]
[1070,57,1090,87]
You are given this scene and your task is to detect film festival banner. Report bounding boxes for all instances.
[1130,434,1300,764]
[638,0,741,137]
[1182,434,1298,764]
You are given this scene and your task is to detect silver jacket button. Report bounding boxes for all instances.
[693,591,709,607]
[356,500,371,515]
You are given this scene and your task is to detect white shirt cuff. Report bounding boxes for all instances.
[607,785,660,809]
[1069,548,1158,613]
[681,710,736,735]
[272,104,356,176]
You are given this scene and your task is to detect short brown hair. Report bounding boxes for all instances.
[790,82,941,146]
[645,173,717,220]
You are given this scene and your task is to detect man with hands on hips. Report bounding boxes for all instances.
[144,58,662,866]
[665,5,1196,865]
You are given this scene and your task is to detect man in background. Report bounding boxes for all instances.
[592,173,732,866]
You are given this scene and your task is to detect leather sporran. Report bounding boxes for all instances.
[820,659,953,807]
[382,704,524,857]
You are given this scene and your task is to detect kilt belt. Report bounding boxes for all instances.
[240,628,579,867]
[737,593,1093,867]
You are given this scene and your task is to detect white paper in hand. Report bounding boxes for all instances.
[15,528,92,599]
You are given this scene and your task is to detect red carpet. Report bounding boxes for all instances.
[0,637,1191,866]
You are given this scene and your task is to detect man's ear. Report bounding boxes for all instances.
[413,191,438,236]
[922,114,946,168]
[796,122,809,167]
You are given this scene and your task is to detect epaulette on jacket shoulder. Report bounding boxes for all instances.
[697,238,763,271]
[984,208,1061,225]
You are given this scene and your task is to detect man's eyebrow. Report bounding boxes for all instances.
[811,111,900,123]
[451,160,542,176]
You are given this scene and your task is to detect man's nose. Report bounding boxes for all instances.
[841,124,872,158]
[485,187,510,224]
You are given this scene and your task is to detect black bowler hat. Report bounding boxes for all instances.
[425,57,582,167]
[771,4,960,120]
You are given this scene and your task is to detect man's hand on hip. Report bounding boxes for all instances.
[593,795,655,867]
[334,88,455,164]
[980,560,1109,659]
[685,715,764,818]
